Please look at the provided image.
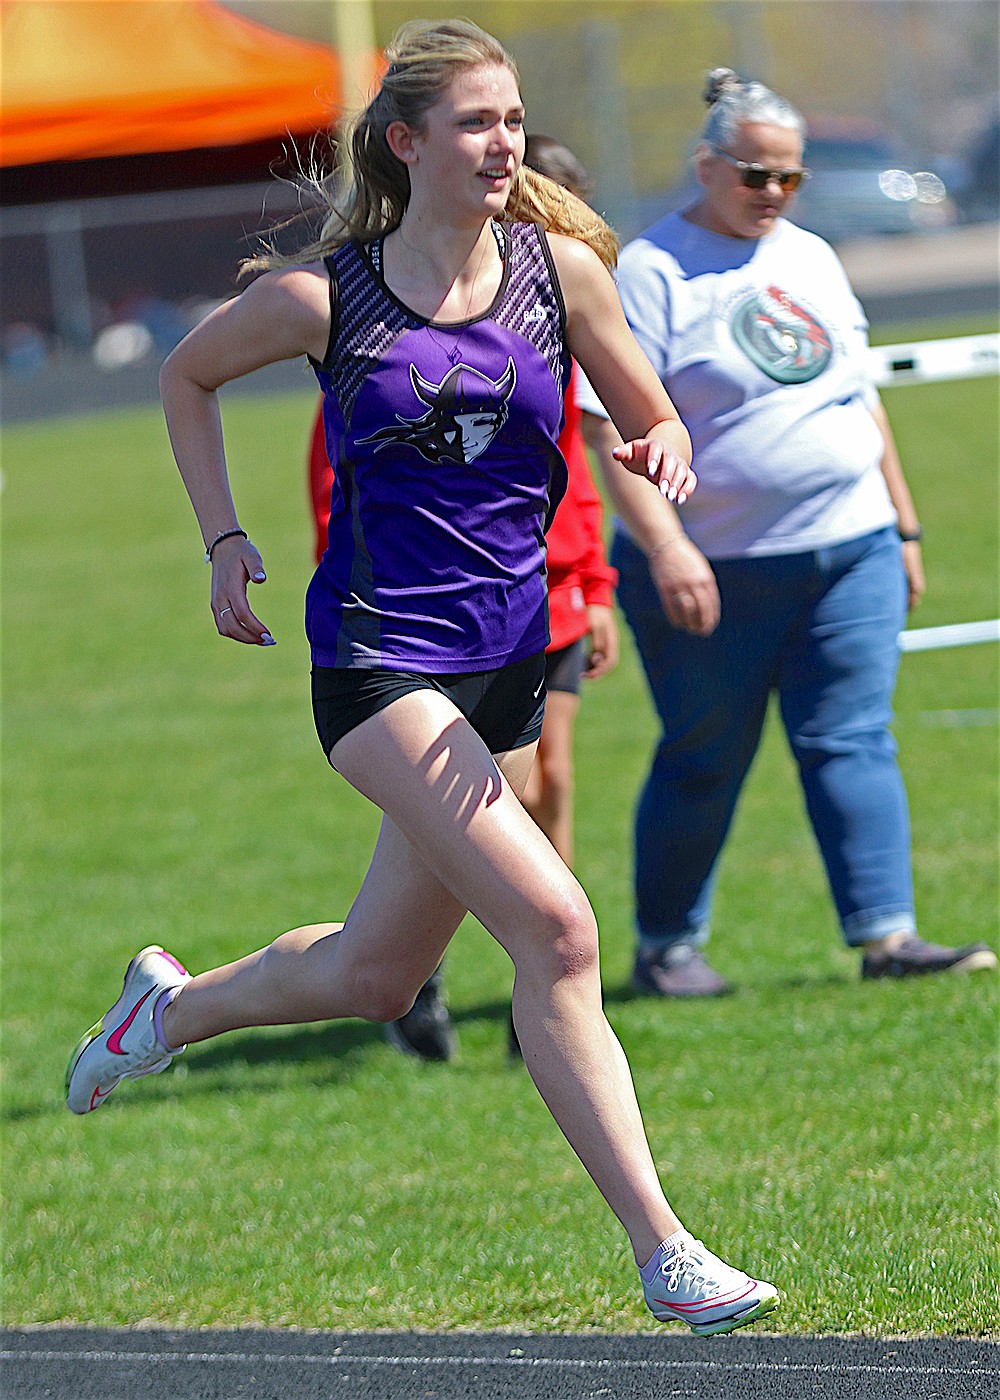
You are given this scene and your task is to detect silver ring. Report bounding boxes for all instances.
[219,607,232,618]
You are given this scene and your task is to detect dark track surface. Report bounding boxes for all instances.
[3,1328,997,1400]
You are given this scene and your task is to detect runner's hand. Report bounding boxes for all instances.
[210,536,275,645]
[612,440,696,504]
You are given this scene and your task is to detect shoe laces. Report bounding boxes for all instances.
[658,1239,727,1297]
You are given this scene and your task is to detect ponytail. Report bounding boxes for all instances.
[243,18,618,277]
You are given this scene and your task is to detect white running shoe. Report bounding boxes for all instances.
[65,945,190,1114]
[642,1230,780,1336]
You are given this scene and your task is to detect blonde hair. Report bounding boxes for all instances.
[245,18,618,275]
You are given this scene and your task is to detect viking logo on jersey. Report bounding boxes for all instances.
[731,286,833,384]
[359,359,517,466]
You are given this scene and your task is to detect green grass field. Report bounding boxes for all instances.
[3,329,998,1335]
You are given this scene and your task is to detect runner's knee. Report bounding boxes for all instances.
[348,963,429,1023]
[521,887,599,985]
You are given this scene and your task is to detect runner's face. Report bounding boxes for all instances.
[695,122,804,239]
[409,63,525,221]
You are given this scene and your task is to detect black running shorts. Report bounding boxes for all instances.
[312,651,547,760]
[545,637,587,696]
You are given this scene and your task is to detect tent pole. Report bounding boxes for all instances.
[329,0,377,114]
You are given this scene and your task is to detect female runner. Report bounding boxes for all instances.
[66,19,779,1337]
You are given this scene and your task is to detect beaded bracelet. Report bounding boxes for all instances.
[204,528,248,563]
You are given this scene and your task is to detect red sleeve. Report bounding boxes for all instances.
[545,366,618,648]
[308,400,334,566]
[575,487,618,608]
[557,367,617,606]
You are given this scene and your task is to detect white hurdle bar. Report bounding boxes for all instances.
[899,618,1000,652]
[868,333,1000,386]
[871,338,999,656]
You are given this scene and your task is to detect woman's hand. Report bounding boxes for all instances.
[649,535,721,637]
[901,539,925,611]
[611,439,697,504]
[210,535,275,645]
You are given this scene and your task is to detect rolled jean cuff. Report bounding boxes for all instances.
[841,907,916,947]
[637,927,710,956]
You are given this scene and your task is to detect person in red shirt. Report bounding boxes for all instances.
[307,135,618,1060]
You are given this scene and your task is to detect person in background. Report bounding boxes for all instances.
[67,22,781,1337]
[580,68,998,997]
[308,134,620,1061]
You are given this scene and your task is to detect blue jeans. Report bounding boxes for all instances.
[611,524,915,951]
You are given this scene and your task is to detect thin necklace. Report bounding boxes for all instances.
[399,223,503,367]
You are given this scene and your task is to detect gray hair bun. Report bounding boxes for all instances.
[703,67,744,106]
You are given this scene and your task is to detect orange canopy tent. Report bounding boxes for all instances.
[0,0,343,168]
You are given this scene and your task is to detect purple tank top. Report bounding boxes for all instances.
[306,221,570,672]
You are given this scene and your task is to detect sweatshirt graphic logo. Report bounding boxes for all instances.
[731,286,832,384]
[359,359,517,465]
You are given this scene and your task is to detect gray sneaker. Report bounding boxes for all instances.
[385,964,456,1062]
[632,944,731,998]
[862,934,998,979]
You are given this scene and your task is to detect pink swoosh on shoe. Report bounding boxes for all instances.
[653,1281,758,1313]
[107,989,154,1055]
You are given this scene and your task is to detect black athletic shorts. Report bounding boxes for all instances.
[312,650,547,760]
[545,637,587,696]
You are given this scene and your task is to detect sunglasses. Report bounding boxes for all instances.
[713,147,810,192]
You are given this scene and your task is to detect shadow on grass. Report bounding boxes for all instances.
[603,972,852,999]
[11,973,859,1123]
[185,1016,385,1073]
[767,972,854,992]
[4,1022,389,1123]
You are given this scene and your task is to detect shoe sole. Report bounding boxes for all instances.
[689,1290,781,1337]
[955,949,1000,972]
[863,947,999,979]
[65,945,172,1112]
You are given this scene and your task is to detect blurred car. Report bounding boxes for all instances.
[789,122,956,243]
[950,112,1000,224]
[624,121,956,247]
